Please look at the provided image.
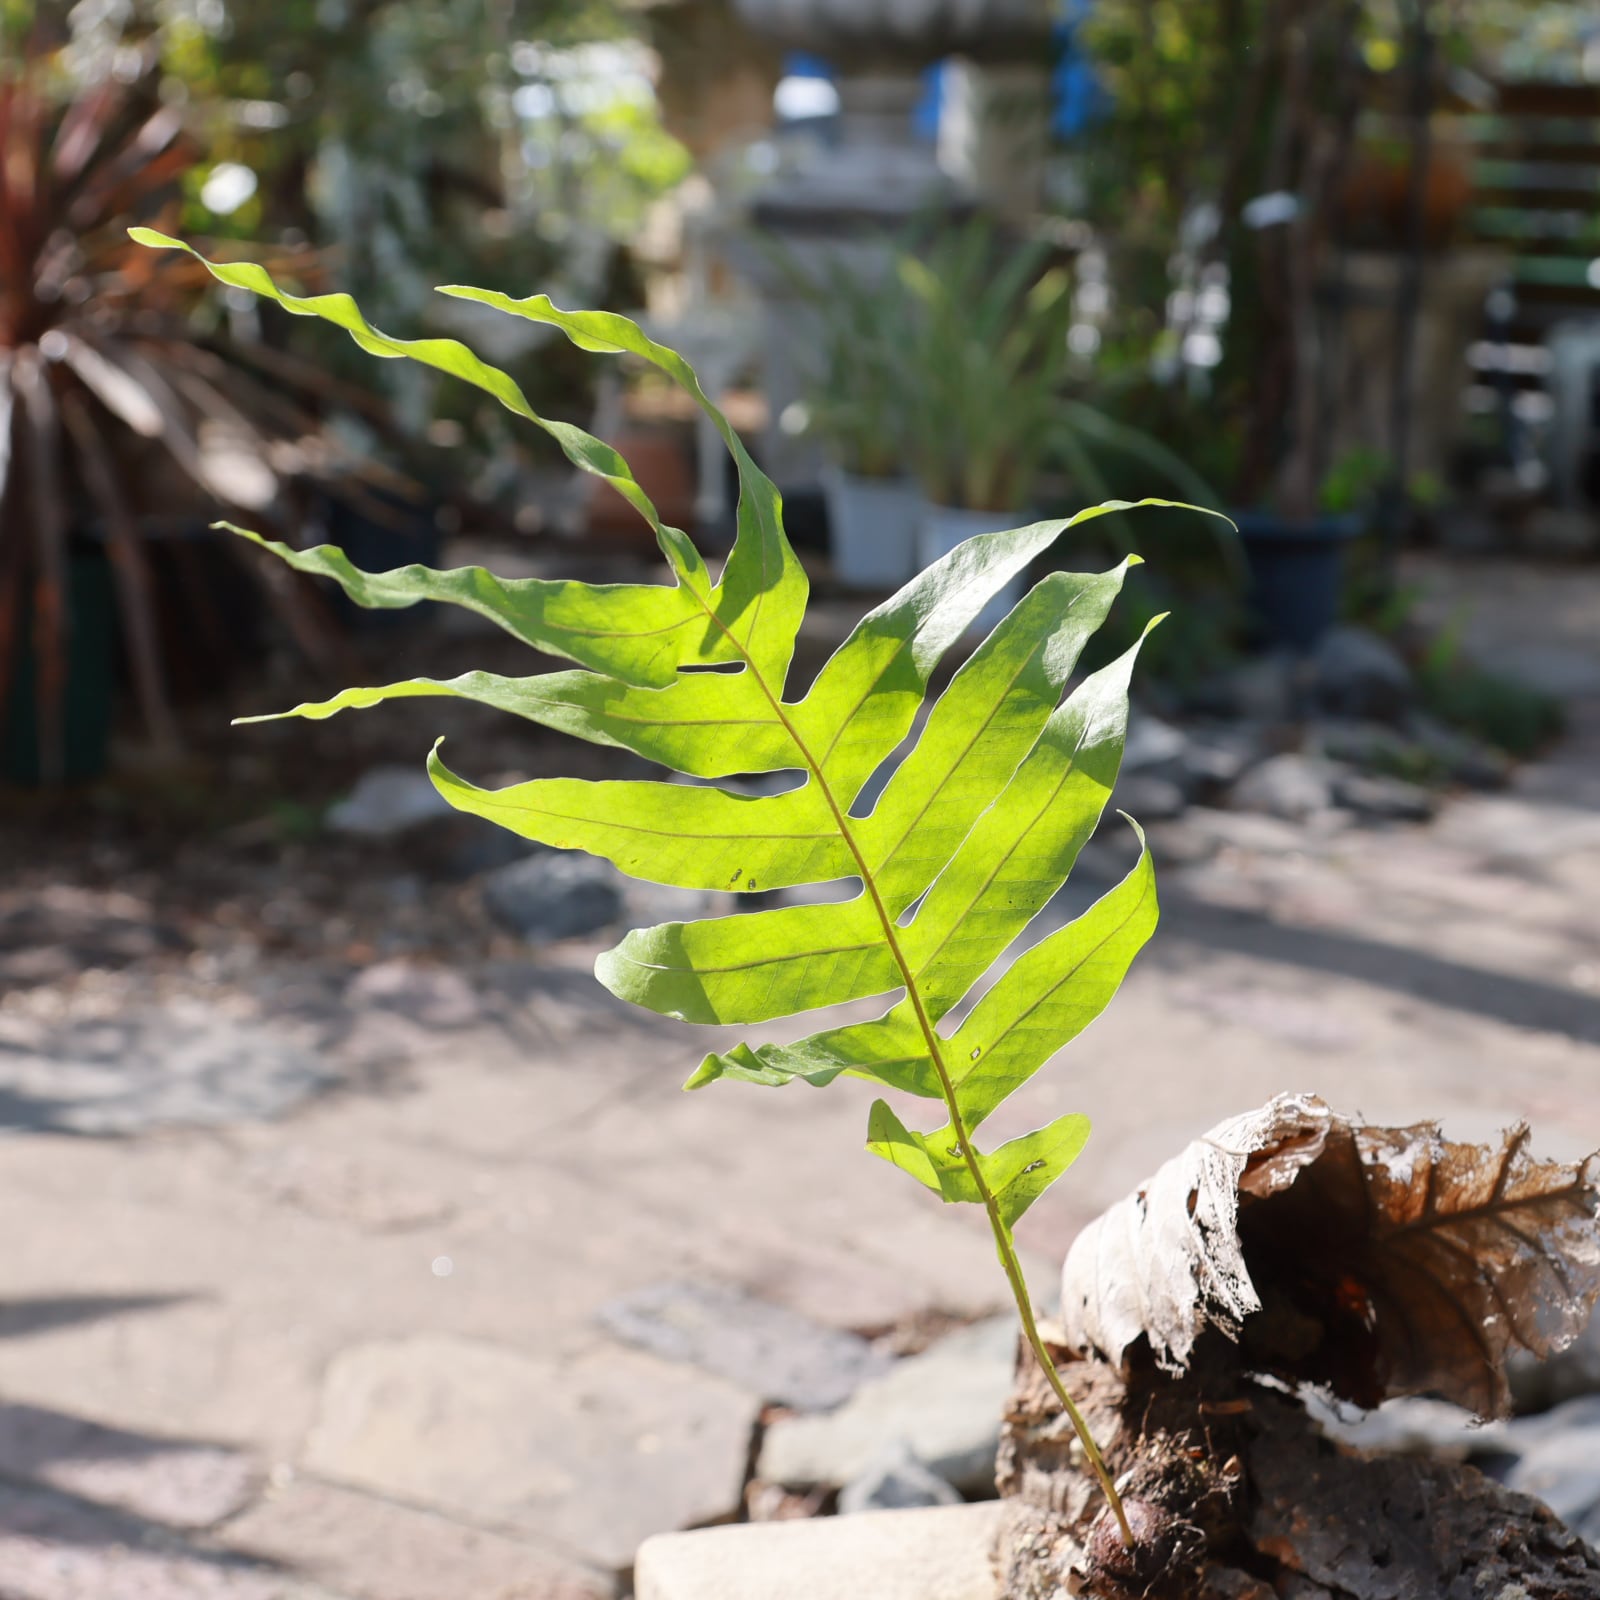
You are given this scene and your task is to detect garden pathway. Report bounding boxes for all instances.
[1,556,1597,1599]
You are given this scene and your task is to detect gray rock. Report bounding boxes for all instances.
[444,818,544,880]
[1178,729,1262,802]
[837,1441,963,1514]
[1312,718,1416,772]
[1122,712,1189,779]
[1313,625,1414,723]
[1115,774,1187,822]
[327,766,453,837]
[597,1281,892,1412]
[757,1317,1016,1496]
[635,1503,1006,1600]
[1506,1397,1600,1528]
[345,959,479,1028]
[1309,1395,1507,1460]
[675,771,805,800]
[1331,771,1436,822]
[1408,714,1512,790]
[1190,654,1298,723]
[624,882,729,929]
[1229,752,1334,821]
[1511,1314,1600,1414]
[481,853,624,941]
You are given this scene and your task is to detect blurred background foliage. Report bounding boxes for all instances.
[5,0,692,467]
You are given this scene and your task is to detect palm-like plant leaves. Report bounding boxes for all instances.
[137,231,1218,1540]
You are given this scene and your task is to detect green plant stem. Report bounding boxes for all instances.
[698,587,1136,1551]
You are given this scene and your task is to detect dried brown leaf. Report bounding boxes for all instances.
[1060,1093,1600,1417]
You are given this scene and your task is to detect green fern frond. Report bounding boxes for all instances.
[134,228,1230,1546]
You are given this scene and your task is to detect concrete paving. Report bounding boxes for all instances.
[1,556,1597,1598]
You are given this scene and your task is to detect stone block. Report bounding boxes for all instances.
[634,1502,1003,1600]
[758,1318,1015,1495]
[482,854,624,942]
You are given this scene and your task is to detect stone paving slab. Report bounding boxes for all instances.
[0,1404,258,1530]
[635,1502,1004,1600]
[221,1476,611,1600]
[0,563,1595,1593]
[0,999,331,1135]
[0,1479,340,1600]
[302,1336,758,1572]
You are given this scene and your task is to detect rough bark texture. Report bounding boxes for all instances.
[994,1325,1600,1600]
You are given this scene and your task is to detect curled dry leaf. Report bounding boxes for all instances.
[1060,1092,1600,1417]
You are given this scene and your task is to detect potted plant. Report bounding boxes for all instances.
[799,259,921,590]
[897,226,1068,631]
[900,222,1222,633]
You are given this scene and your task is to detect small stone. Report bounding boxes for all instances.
[837,1441,963,1514]
[345,959,479,1028]
[481,853,624,941]
[327,766,454,837]
[1178,730,1261,802]
[1525,505,1599,558]
[1331,771,1436,822]
[635,1502,1004,1600]
[624,882,729,929]
[597,1281,892,1412]
[758,1317,1016,1495]
[1309,1394,1506,1460]
[1407,714,1512,790]
[1189,655,1298,723]
[444,817,544,880]
[1229,753,1334,821]
[1505,1397,1600,1527]
[1312,625,1414,723]
[1122,713,1189,779]
[1510,1315,1600,1414]
[1312,718,1416,771]
[1115,775,1187,822]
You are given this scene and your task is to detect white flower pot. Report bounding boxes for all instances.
[917,501,1030,635]
[824,468,920,589]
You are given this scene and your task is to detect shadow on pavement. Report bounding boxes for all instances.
[1164,898,1600,1045]
[0,1293,195,1342]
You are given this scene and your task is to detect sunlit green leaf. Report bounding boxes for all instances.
[140,233,1226,1365]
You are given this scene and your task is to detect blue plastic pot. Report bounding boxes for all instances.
[1232,512,1361,654]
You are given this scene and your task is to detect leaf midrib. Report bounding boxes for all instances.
[872,595,1083,890]
[683,580,1004,1223]
[911,711,1097,989]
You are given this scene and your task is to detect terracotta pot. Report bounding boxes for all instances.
[1336,127,1472,249]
